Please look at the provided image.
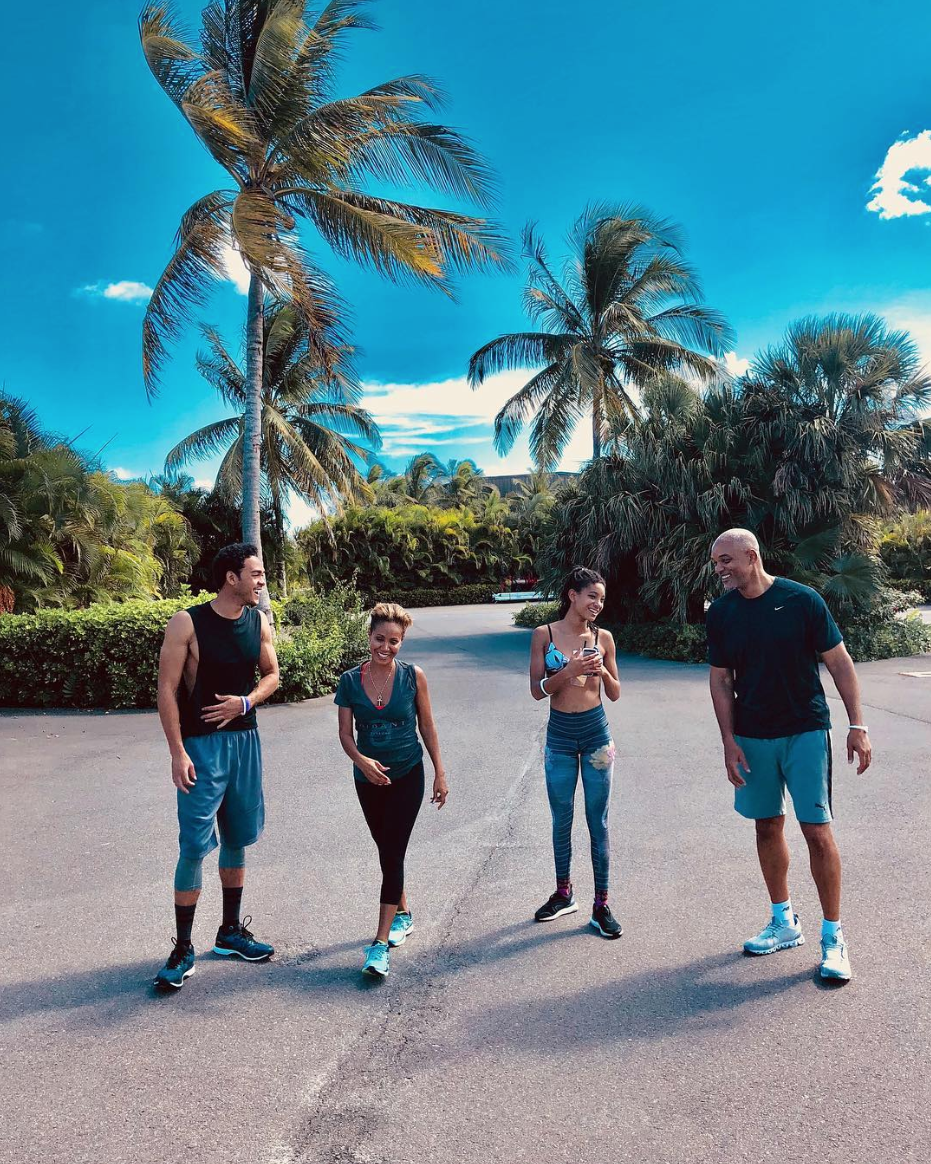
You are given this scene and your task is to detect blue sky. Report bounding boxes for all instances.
[3,0,931,522]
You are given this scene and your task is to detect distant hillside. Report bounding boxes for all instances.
[480,471,576,495]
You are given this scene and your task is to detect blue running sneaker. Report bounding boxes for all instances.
[212,916,274,962]
[743,915,804,956]
[820,934,852,981]
[362,941,390,977]
[388,911,414,948]
[154,940,195,991]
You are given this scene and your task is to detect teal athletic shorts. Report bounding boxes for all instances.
[733,730,832,824]
[177,730,264,859]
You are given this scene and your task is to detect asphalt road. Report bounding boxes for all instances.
[2,605,930,1164]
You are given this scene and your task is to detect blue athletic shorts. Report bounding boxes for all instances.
[733,730,832,824]
[177,730,264,859]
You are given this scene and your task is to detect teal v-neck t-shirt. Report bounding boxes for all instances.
[334,659,423,782]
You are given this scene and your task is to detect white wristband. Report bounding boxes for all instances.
[539,677,551,697]
[848,724,868,732]
[241,696,251,716]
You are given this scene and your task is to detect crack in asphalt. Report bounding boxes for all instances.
[264,722,546,1164]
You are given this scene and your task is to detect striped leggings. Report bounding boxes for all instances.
[544,705,616,893]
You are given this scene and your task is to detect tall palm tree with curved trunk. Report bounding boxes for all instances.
[468,204,733,468]
[140,0,508,594]
[165,300,379,594]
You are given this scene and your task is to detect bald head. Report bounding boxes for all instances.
[712,528,761,558]
[711,528,768,595]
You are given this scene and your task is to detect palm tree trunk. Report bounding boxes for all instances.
[242,274,274,624]
[592,403,602,460]
[274,495,288,599]
[592,370,604,460]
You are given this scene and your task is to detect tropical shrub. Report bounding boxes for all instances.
[0,587,367,710]
[1,393,198,610]
[513,594,930,662]
[536,315,931,624]
[879,510,931,601]
[296,503,528,594]
[366,584,498,608]
[514,600,559,628]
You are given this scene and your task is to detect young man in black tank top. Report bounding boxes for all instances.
[153,543,280,990]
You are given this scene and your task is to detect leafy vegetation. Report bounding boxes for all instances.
[140,0,507,574]
[0,585,367,709]
[0,394,197,611]
[296,502,529,595]
[468,206,732,465]
[536,316,931,625]
[879,510,931,601]
[165,303,378,592]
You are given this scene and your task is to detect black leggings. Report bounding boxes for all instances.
[355,761,425,904]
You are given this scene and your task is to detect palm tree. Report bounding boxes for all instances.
[139,0,508,591]
[536,314,931,622]
[437,458,483,507]
[468,205,733,467]
[165,301,379,594]
[399,453,443,504]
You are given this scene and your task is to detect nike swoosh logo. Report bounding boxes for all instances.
[774,606,784,610]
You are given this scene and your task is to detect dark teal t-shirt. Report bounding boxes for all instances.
[706,577,843,739]
[334,659,423,783]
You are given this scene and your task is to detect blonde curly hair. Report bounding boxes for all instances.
[369,602,413,634]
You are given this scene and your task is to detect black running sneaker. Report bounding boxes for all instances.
[153,939,196,990]
[534,891,579,922]
[590,903,623,939]
[212,916,274,961]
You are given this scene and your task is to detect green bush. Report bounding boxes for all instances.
[513,596,931,663]
[513,600,558,628]
[610,622,708,662]
[363,583,498,609]
[0,588,368,710]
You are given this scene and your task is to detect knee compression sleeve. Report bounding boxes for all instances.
[174,854,204,892]
[218,844,246,869]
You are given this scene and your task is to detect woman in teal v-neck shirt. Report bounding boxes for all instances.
[335,602,448,978]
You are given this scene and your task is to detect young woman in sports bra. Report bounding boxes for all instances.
[529,566,622,938]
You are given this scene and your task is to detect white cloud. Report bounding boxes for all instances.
[722,351,750,378]
[867,131,931,219]
[80,280,153,303]
[111,467,137,480]
[219,242,250,295]
[360,369,602,473]
[193,477,215,490]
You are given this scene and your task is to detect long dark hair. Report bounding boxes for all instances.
[557,566,606,619]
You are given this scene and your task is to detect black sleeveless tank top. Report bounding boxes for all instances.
[179,601,262,738]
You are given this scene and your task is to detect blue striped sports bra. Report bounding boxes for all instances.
[544,624,600,677]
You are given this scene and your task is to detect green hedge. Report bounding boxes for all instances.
[360,583,498,609]
[513,601,931,663]
[0,587,368,710]
[513,600,558,628]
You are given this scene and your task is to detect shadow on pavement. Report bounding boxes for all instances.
[0,938,380,1029]
[469,947,821,1051]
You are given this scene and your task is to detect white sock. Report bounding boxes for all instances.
[771,899,793,927]
[822,918,842,940]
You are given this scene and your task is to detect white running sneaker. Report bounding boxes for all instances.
[819,934,851,981]
[743,915,805,956]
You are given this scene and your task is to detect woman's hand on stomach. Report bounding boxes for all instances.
[359,755,392,785]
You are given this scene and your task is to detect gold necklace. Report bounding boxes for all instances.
[363,660,395,709]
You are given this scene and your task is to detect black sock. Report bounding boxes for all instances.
[222,886,243,930]
[175,903,197,946]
